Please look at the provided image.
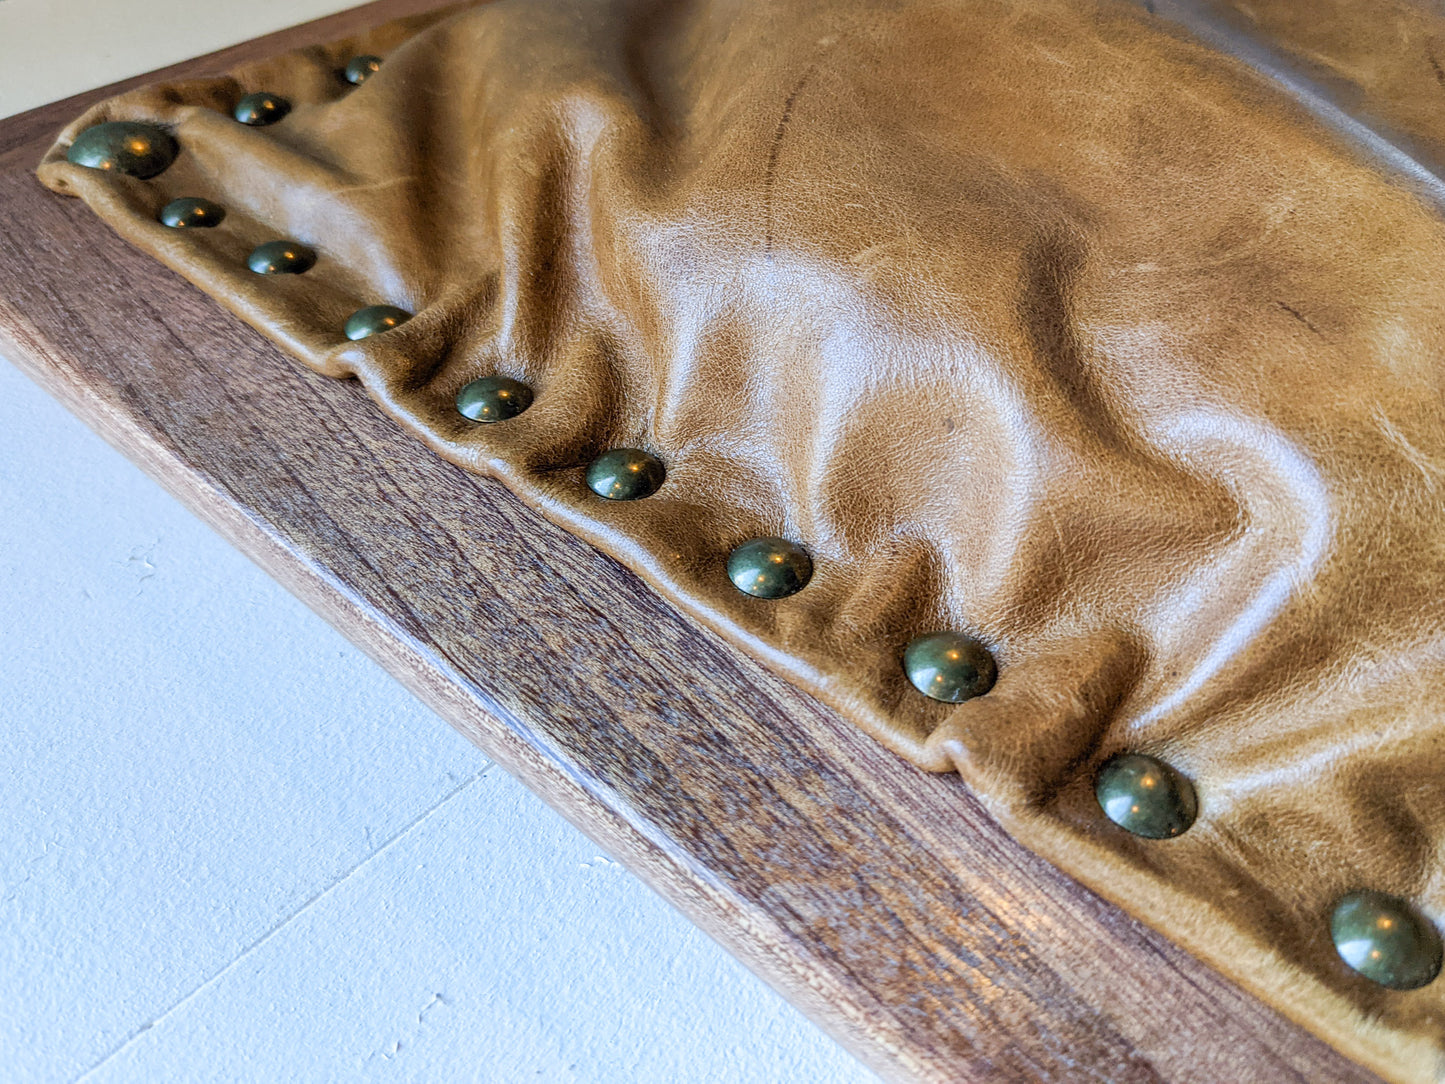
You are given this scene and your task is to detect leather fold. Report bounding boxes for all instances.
[36,1,1445,1078]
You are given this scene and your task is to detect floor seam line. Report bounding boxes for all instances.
[71,760,495,1083]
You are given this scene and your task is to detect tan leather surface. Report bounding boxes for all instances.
[36,1,1445,1078]
[1191,0,1445,176]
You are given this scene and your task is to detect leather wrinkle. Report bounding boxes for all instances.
[1154,0,1445,206]
[36,0,1445,1079]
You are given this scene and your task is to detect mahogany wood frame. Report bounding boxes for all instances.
[0,3,1382,1080]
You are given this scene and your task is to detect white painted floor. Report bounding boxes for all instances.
[0,4,875,1080]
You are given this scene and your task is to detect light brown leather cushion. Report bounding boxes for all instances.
[36,1,1445,1078]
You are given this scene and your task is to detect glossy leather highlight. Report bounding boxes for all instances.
[38,2,1445,1078]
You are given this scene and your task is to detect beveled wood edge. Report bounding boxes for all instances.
[0,296,923,1082]
[0,3,1403,1079]
[0,3,992,1072]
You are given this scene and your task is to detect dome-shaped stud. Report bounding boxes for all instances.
[247,240,316,275]
[902,631,996,703]
[344,55,383,85]
[456,376,533,423]
[1095,753,1198,840]
[586,449,665,501]
[727,537,812,599]
[344,304,411,340]
[65,121,178,179]
[1331,890,1443,990]
[159,197,225,229]
[234,92,291,126]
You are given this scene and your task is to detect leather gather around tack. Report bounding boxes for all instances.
[36,1,1445,1079]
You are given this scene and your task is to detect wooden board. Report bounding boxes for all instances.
[0,4,1386,1081]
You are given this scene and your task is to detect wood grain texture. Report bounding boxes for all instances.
[0,4,1387,1081]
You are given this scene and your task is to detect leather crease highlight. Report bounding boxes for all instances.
[36,1,1445,1079]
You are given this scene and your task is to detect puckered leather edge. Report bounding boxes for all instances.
[31,5,1445,1081]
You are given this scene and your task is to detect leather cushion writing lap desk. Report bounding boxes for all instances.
[30,0,1445,1079]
